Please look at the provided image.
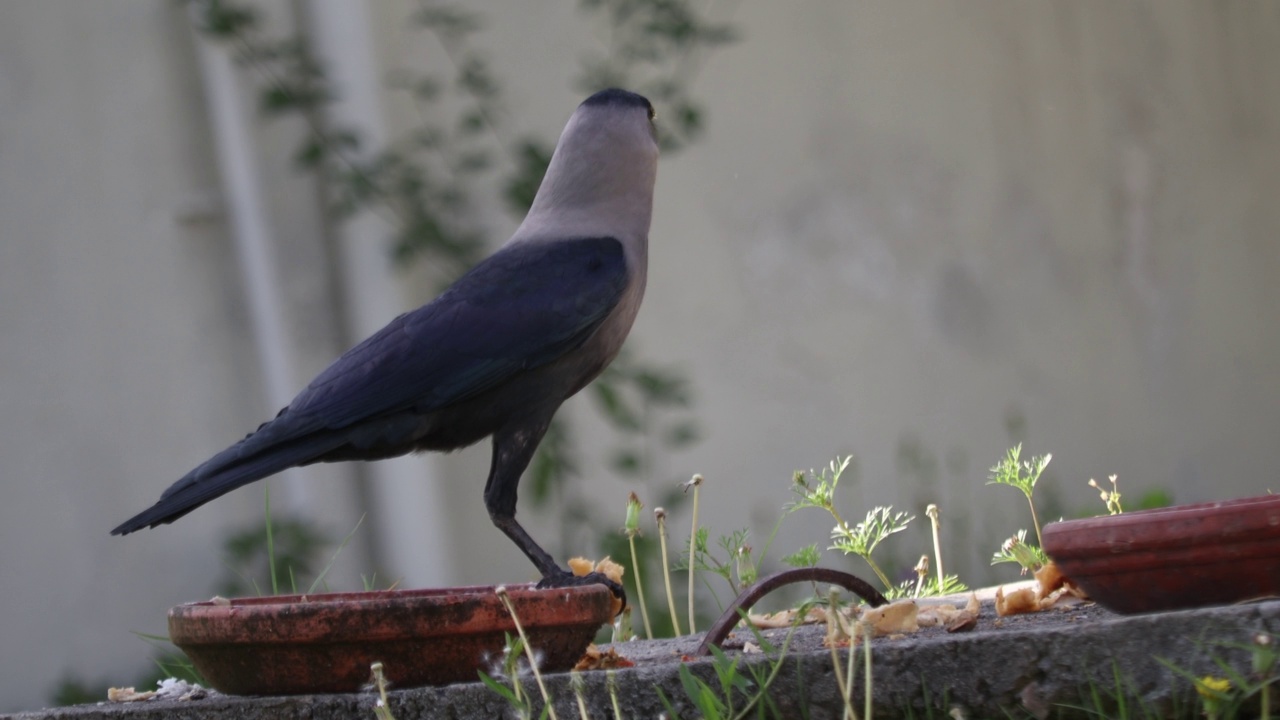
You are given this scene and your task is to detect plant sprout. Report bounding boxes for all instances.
[623,491,653,639]
[683,473,704,634]
[782,543,821,569]
[830,506,915,591]
[370,662,396,720]
[654,506,682,636]
[912,555,929,597]
[734,544,758,589]
[888,573,969,600]
[986,443,1051,547]
[1089,474,1123,515]
[790,455,914,591]
[789,456,853,516]
[925,503,944,586]
[990,529,1049,573]
[678,526,755,599]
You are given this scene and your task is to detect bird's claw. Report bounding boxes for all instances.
[537,570,627,610]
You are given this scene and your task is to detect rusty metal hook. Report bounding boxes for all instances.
[694,567,888,657]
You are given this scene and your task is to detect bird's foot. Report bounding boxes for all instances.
[536,569,627,611]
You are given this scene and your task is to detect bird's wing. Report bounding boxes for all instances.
[109,236,629,535]
[285,236,629,432]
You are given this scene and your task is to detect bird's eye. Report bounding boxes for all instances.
[647,105,657,122]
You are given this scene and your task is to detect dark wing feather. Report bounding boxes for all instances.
[287,236,628,430]
[110,236,628,534]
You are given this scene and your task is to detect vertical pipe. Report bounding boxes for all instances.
[191,20,309,514]
[301,0,453,587]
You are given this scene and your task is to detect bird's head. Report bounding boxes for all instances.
[517,89,659,243]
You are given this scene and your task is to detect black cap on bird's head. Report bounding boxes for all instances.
[581,88,656,121]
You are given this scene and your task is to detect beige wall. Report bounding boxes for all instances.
[433,0,1280,587]
[1,0,1277,711]
[636,0,1280,583]
[0,1,369,710]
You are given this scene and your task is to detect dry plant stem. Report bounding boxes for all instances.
[826,623,849,719]
[845,622,857,720]
[863,557,893,592]
[655,508,682,636]
[926,504,944,585]
[570,672,590,720]
[1027,497,1044,548]
[370,662,395,720]
[495,586,559,720]
[509,658,525,706]
[627,533,653,639]
[625,493,652,639]
[264,483,278,595]
[607,670,624,720]
[862,619,873,720]
[686,474,703,634]
[826,588,859,720]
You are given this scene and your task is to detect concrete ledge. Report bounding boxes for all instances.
[10,600,1279,719]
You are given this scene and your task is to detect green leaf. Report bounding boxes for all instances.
[633,368,690,405]
[990,529,1048,570]
[194,0,258,37]
[293,138,326,169]
[986,443,1051,499]
[655,687,683,720]
[457,56,498,98]
[414,78,442,100]
[677,664,709,710]
[527,418,576,507]
[591,380,642,431]
[457,111,487,136]
[331,130,361,151]
[477,670,520,705]
[456,150,491,173]
[782,544,821,569]
[611,449,642,475]
[502,139,552,214]
[830,506,914,558]
[413,6,483,38]
[664,420,701,447]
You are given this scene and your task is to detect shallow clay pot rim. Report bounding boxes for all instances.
[178,581,584,610]
[170,582,614,646]
[1043,494,1280,561]
[1042,493,1280,613]
[1046,494,1278,527]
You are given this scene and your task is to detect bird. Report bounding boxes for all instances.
[112,88,659,599]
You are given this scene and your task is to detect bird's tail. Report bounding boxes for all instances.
[110,426,344,535]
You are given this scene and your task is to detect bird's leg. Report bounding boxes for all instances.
[485,417,626,605]
[488,512,561,577]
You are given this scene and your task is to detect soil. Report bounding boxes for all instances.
[601,583,1117,668]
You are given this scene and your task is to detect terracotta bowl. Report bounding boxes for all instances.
[1042,495,1280,614]
[169,583,613,695]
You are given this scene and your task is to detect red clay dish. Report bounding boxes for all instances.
[169,582,613,695]
[1042,495,1280,614]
